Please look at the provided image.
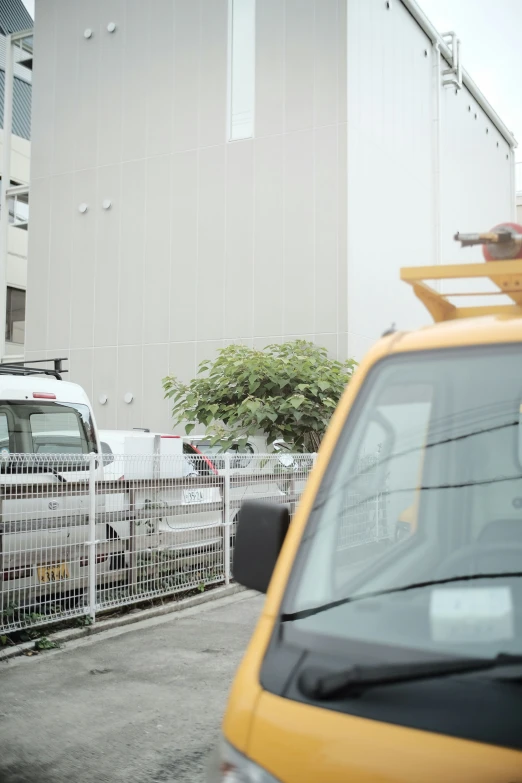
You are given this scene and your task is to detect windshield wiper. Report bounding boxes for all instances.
[47,466,67,483]
[298,653,522,700]
[281,572,522,623]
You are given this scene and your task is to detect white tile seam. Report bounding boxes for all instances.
[114,1,127,430]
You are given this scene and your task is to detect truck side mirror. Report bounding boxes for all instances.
[232,500,290,593]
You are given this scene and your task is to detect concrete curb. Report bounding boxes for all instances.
[0,583,246,663]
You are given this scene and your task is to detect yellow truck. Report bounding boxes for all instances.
[208,224,522,782]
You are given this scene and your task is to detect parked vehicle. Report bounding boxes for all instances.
[0,360,114,612]
[98,430,223,567]
[211,225,522,781]
[184,435,312,509]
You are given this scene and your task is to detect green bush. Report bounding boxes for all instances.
[163,340,356,452]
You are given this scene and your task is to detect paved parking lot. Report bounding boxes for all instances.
[0,590,263,783]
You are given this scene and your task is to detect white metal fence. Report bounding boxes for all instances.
[0,453,312,634]
[0,450,390,635]
[337,453,390,550]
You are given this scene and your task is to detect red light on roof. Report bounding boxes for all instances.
[33,392,56,400]
[160,435,180,438]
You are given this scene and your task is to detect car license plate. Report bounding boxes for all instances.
[183,489,210,504]
[37,563,70,583]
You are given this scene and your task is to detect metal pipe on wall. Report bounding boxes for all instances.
[432,43,442,270]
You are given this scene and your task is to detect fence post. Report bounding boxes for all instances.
[128,486,137,593]
[224,453,231,584]
[289,469,296,518]
[88,452,97,623]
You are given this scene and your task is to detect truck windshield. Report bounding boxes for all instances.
[0,401,97,471]
[284,345,522,662]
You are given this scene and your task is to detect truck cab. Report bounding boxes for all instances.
[210,226,522,782]
[0,360,108,614]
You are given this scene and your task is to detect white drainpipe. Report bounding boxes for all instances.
[432,42,442,270]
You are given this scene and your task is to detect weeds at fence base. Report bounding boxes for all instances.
[0,577,229,653]
[33,636,59,652]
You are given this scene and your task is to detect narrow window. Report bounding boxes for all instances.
[228,0,255,140]
[5,286,26,344]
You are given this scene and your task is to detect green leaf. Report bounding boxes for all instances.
[317,380,330,391]
[185,423,196,435]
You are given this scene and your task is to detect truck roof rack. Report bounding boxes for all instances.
[0,358,68,380]
[401,260,522,323]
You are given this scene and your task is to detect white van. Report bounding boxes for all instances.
[0,359,115,612]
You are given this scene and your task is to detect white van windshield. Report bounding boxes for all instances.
[284,345,522,662]
[0,401,97,471]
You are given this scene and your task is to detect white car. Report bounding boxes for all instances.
[98,430,224,570]
[183,435,314,530]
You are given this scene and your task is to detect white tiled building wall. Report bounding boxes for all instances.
[26,0,515,433]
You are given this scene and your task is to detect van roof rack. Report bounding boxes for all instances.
[401,224,522,323]
[401,259,522,323]
[0,358,68,380]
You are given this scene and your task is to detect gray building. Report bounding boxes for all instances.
[26,0,516,433]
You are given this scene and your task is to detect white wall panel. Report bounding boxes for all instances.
[255,0,284,138]
[94,164,121,347]
[120,0,148,162]
[26,0,514,433]
[253,135,284,338]
[170,150,198,343]
[172,0,200,153]
[97,0,125,168]
[347,0,432,355]
[225,139,254,339]
[75,1,100,172]
[92,347,118,430]
[440,86,514,263]
[143,155,171,345]
[70,168,96,349]
[346,0,514,360]
[145,0,174,157]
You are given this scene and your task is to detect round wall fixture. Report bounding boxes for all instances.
[99,394,108,405]
[107,22,117,33]
[84,28,93,39]
[102,199,112,210]
[124,392,134,404]
[78,203,88,214]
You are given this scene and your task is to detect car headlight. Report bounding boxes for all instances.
[207,739,282,783]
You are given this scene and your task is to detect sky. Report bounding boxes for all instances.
[21,0,522,160]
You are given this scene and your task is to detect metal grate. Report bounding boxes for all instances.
[0,452,316,634]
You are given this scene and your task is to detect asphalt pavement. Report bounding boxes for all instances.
[0,590,264,783]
